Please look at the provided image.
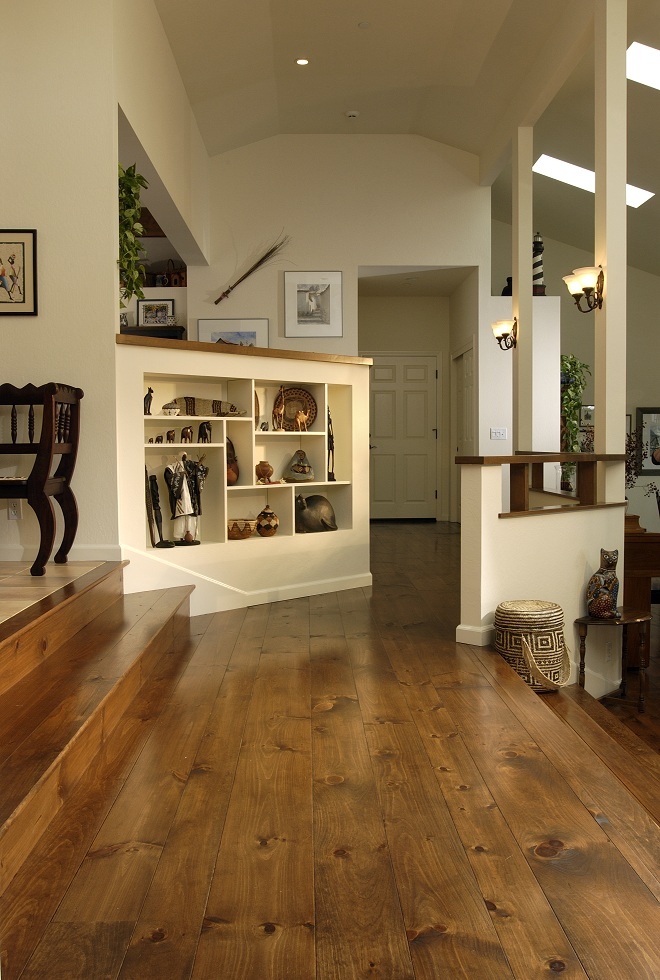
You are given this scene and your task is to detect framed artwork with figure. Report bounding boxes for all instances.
[636,407,660,473]
[0,230,37,315]
[284,271,342,338]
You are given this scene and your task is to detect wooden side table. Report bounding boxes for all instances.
[574,609,651,713]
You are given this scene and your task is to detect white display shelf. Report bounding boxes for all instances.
[116,336,372,614]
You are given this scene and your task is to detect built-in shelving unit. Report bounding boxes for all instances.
[116,335,372,615]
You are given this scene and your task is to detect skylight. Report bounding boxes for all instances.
[627,42,660,91]
[532,154,654,208]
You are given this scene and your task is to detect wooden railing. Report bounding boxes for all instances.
[455,452,625,517]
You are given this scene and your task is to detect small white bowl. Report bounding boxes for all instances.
[163,407,180,416]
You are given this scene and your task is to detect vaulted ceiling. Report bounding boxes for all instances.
[153,0,660,280]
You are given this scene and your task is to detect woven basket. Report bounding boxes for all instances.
[494,599,570,693]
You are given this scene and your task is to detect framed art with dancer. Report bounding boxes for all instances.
[0,230,37,315]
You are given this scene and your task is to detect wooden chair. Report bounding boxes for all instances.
[0,382,83,575]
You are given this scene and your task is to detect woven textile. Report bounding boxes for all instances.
[494,599,570,692]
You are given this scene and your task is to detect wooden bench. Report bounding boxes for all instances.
[0,382,83,575]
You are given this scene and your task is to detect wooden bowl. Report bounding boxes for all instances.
[227,519,257,540]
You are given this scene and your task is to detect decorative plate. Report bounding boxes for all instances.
[272,387,317,431]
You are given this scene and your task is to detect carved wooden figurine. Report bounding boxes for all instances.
[198,421,212,443]
[144,386,154,415]
[586,548,621,619]
[166,430,175,443]
[181,426,193,444]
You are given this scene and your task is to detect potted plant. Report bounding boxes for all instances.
[560,353,591,490]
[118,163,149,308]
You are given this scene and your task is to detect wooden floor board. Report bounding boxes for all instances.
[2,523,660,980]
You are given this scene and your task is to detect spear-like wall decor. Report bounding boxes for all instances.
[214,235,290,304]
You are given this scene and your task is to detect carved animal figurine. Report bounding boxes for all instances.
[586,548,621,619]
[166,430,175,444]
[154,434,163,444]
[272,386,286,430]
[198,421,212,443]
[181,426,193,444]
[295,408,310,431]
[144,387,154,416]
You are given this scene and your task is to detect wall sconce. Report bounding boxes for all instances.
[492,317,517,350]
[562,265,604,313]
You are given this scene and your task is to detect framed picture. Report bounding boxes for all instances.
[198,318,269,348]
[137,299,174,326]
[636,407,660,474]
[580,404,595,428]
[284,271,342,338]
[0,230,37,315]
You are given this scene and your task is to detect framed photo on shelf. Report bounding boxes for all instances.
[579,404,595,428]
[284,271,342,338]
[636,407,660,474]
[0,229,37,315]
[137,299,174,326]
[198,318,269,348]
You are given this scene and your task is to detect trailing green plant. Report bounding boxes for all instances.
[118,163,149,307]
[560,353,591,489]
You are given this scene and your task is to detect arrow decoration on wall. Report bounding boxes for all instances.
[214,235,290,304]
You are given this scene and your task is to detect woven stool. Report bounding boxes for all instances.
[494,599,570,693]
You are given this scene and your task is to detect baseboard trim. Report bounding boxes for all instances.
[455,623,494,646]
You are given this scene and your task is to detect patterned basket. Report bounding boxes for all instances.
[494,599,570,693]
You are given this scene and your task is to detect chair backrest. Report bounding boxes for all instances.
[0,382,83,487]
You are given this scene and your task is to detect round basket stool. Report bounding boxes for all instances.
[494,600,570,693]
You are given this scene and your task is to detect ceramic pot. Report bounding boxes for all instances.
[256,504,279,537]
[255,460,273,483]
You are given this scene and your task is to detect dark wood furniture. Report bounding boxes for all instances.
[0,382,83,575]
[575,609,651,712]
[623,512,660,667]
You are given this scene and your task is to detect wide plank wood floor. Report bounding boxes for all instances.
[1,522,659,979]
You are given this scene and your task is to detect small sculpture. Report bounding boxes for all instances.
[144,386,154,416]
[327,406,336,481]
[295,494,338,533]
[181,426,193,444]
[154,434,163,444]
[166,429,175,444]
[586,548,621,619]
[198,421,212,443]
[295,408,310,431]
[272,386,286,430]
[284,449,314,482]
[260,421,269,431]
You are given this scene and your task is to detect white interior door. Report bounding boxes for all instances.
[367,354,437,519]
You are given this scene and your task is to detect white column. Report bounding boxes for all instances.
[594,0,627,494]
[512,127,534,451]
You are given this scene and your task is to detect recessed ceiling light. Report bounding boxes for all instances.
[296,58,309,66]
[532,154,654,208]
[627,42,660,91]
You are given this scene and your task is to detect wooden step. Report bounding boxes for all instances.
[0,583,193,895]
[0,561,127,697]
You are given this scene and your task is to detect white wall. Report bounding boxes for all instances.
[188,135,491,356]
[2,0,120,560]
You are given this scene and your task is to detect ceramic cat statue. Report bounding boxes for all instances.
[586,548,621,619]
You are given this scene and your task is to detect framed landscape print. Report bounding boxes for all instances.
[0,230,37,315]
[137,299,174,326]
[637,407,660,474]
[198,318,269,348]
[284,271,342,338]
